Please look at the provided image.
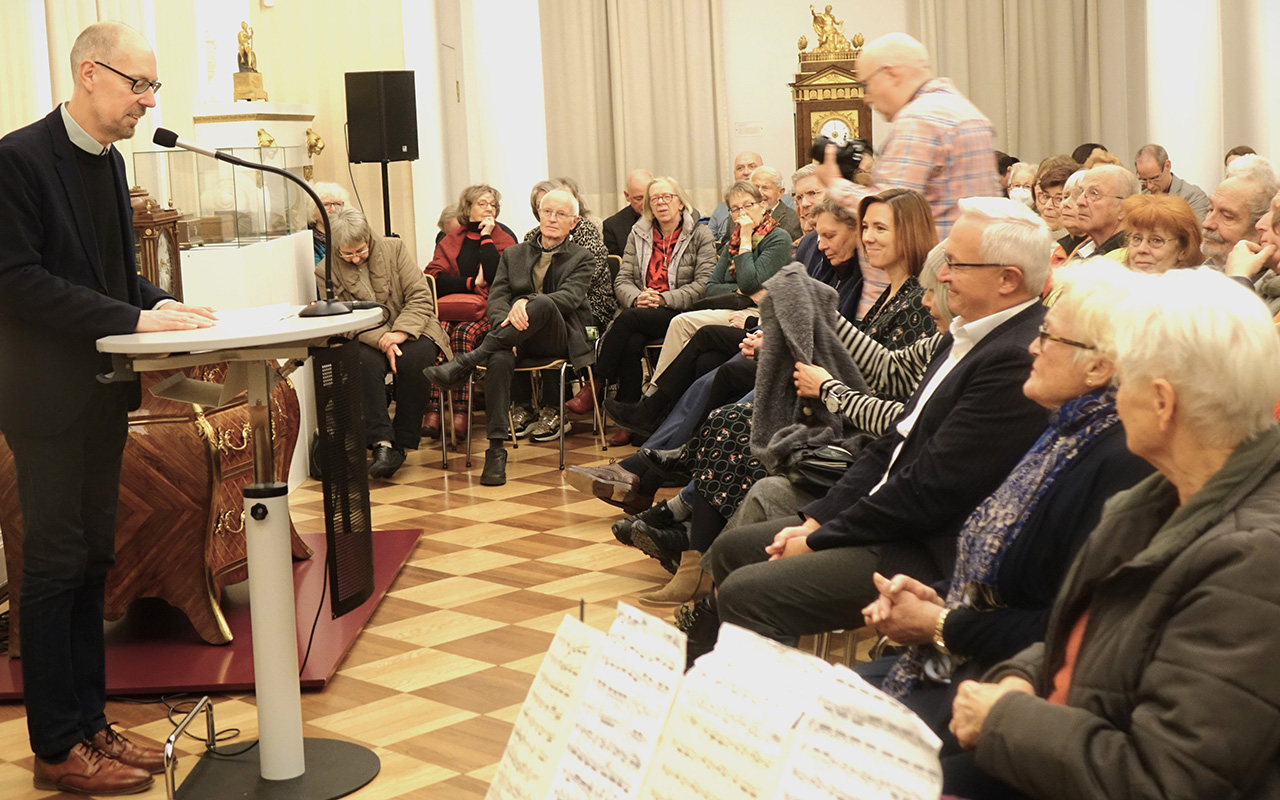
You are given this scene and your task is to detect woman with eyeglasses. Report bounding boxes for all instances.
[1118,193,1203,273]
[856,188,939,350]
[424,184,517,439]
[854,261,1152,781]
[1032,156,1078,243]
[580,177,716,445]
[1049,171,1088,267]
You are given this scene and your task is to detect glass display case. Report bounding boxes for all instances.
[132,146,312,249]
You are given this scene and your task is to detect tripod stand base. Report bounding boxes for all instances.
[176,738,380,799]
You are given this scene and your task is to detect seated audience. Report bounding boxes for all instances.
[751,166,803,240]
[854,260,1152,755]
[310,181,349,265]
[587,176,715,430]
[681,197,1053,664]
[435,203,461,244]
[1202,154,1279,266]
[1070,142,1107,164]
[424,184,517,439]
[803,195,866,322]
[1004,162,1036,208]
[857,188,939,348]
[709,151,764,243]
[1050,170,1087,265]
[1064,165,1138,263]
[322,207,450,479]
[1082,150,1123,169]
[424,188,595,486]
[995,152,1019,196]
[946,267,1280,800]
[791,164,826,237]
[602,168,653,257]
[1119,194,1202,273]
[1224,143,1256,168]
[1224,190,1280,306]
[1133,143,1210,221]
[1032,157,1077,241]
[613,180,791,411]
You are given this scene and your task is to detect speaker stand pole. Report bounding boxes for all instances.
[380,161,392,237]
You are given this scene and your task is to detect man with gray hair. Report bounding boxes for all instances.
[1134,143,1210,221]
[1202,154,1280,266]
[683,198,1051,663]
[708,151,795,243]
[1066,164,1139,262]
[820,32,1000,238]
[750,166,803,240]
[0,21,218,794]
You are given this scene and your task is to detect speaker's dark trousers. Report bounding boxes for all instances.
[475,295,570,440]
[357,337,441,450]
[5,381,128,759]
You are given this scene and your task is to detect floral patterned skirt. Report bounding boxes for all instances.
[690,402,768,520]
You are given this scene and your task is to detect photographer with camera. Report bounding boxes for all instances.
[818,32,1000,239]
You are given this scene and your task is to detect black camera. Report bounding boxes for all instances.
[811,135,868,181]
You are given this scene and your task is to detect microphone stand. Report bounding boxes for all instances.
[152,129,350,316]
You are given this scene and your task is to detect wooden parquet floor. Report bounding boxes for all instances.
[0,432,676,800]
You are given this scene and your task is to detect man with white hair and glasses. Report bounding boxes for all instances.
[1202,154,1280,267]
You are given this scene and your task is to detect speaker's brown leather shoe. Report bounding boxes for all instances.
[33,741,153,795]
[91,724,166,774]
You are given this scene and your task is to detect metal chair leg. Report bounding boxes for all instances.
[465,372,474,469]
[439,389,450,469]
[586,364,607,451]
[558,361,569,469]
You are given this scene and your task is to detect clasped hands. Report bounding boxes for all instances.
[764,516,820,561]
[635,289,665,309]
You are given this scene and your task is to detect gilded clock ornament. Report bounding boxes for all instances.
[790,7,871,168]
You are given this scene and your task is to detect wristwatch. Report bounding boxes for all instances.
[819,378,840,413]
[933,608,951,654]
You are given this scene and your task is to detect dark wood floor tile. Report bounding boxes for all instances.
[469,560,589,589]
[484,532,595,559]
[432,625,556,665]
[387,716,513,773]
[451,589,580,624]
[412,666,535,714]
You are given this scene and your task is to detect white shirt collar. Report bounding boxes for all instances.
[948,297,1040,360]
[60,103,111,156]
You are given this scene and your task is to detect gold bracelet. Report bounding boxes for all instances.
[933,607,951,655]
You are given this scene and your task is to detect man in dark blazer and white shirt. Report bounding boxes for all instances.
[693,197,1053,658]
[0,21,215,795]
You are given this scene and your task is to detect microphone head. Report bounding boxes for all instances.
[153,128,179,148]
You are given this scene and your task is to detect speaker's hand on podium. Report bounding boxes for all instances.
[136,303,217,332]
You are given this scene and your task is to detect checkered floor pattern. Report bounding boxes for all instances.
[0,432,677,799]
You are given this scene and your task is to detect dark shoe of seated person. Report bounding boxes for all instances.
[90,723,165,774]
[481,447,507,486]
[369,443,406,479]
[604,394,668,437]
[422,409,442,439]
[675,595,720,671]
[422,352,477,391]
[33,740,154,795]
[628,519,689,575]
[611,499,679,546]
[566,462,652,514]
[637,445,691,483]
[565,379,603,416]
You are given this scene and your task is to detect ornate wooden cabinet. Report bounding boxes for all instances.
[791,9,872,168]
[0,363,309,655]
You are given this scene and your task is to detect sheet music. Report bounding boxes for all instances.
[767,667,942,800]
[636,624,831,800]
[544,603,686,800]
[485,616,605,800]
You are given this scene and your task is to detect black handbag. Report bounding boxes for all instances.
[785,444,857,491]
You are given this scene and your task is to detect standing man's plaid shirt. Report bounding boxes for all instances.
[871,77,1001,238]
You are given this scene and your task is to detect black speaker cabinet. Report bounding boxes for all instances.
[345,70,419,164]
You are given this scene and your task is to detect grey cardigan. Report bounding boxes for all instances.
[613,210,716,312]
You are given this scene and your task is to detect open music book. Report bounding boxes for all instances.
[486,603,942,800]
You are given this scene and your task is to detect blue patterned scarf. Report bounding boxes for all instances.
[882,387,1119,698]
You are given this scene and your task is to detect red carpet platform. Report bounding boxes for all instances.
[0,529,420,699]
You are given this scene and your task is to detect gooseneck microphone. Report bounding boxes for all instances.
[153,127,350,317]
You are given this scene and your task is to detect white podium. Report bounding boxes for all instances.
[99,304,383,799]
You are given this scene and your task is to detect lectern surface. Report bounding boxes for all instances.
[98,303,382,355]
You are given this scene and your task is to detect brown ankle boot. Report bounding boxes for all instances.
[637,551,712,608]
[565,380,603,415]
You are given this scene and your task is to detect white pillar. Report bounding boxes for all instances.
[466,0,548,236]
[1146,0,1221,191]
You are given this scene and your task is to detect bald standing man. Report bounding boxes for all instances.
[0,21,216,795]
[709,151,795,242]
[820,33,1000,237]
[603,168,654,257]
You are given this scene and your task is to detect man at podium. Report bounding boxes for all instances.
[0,20,216,795]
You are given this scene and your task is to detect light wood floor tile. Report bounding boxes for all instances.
[526,571,658,602]
[538,541,651,570]
[346,750,459,798]
[390,575,518,609]
[408,548,527,576]
[369,609,507,648]
[310,695,477,747]
[423,523,532,548]
[341,648,492,693]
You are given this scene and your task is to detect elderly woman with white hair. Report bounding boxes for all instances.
[946,267,1280,799]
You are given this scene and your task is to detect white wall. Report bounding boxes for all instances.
[720,0,911,188]
[402,1,447,264]
[1146,0,1222,194]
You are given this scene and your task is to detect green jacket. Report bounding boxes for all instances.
[706,226,792,297]
[977,425,1280,800]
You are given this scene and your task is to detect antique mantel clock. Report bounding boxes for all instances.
[790,5,872,168]
[130,186,184,301]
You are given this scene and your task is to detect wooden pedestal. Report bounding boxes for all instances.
[0,363,309,656]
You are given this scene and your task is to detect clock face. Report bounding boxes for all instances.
[819,117,851,140]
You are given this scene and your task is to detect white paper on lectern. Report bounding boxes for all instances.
[635,623,831,800]
[767,667,943,800]
[485,616,606,800]
[544,603,685,800]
